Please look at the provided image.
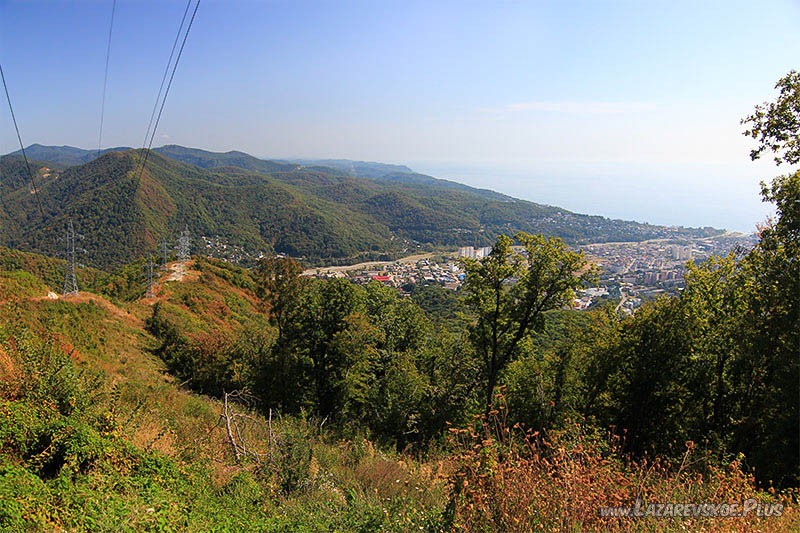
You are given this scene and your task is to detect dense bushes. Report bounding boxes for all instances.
[0,323,452,530]
[146,272,479,448]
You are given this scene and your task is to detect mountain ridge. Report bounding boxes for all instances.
[1,145,722,270]
[12,144,508,198]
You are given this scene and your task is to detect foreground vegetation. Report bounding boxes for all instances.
[0,71,797,531]
[1,318,795,531]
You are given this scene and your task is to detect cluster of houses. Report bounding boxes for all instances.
[312,258,465,291]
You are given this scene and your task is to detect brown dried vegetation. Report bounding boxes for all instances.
[445,396,799,532]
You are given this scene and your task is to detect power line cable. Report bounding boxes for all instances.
[97,0,117,156]
[0,62,44,216]
[137,0,200,181]
[142,0,200,159]
[142,0,192,150]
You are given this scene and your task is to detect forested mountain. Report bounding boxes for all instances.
[154,145,298,174]
[1,145,720,270]
[9,143,131,167]
[1,150,393,268]
[9,144,298,174]
[165,147,516,199]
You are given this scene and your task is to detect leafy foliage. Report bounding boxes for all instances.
[741,70,800,165]
[254,255,304,341]
[461,232,595,411]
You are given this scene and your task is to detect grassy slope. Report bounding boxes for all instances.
[0,252,450,531]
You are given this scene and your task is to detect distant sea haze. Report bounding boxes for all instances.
[413,161,776,234]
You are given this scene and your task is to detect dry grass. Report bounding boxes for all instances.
[0,344,17,382]
[446,401,799,532]
[65,292,143,328]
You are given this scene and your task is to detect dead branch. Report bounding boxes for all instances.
[223,391,241,461]
[220,390,272,463]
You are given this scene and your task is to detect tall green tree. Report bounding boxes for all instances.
[604,297,702,456]
[254,256,304,342]
[741,69,799,166]
[289,278,365,419]
[252,256,307,411]
[737,70,800,485]
[504,310,593,430]
[461,232,594,412]
[681,254,749,442]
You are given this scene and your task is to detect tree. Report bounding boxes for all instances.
[738,71,799,486]
[461,232,594,412]
[288,278,365,419]
[603,297,704,456]
[741,70,800,166]
[252,256,307,412]
[681,254,749,442]
[254,256,304,342]
[735,73,800,484]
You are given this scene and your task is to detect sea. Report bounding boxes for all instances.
[412,161,777,234]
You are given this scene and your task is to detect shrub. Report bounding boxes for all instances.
[444,396,799,532]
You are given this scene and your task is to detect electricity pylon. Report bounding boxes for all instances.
[62,219,80,295]
[143,257,156,298]
[176,225,191,263]
[159,239,170,269]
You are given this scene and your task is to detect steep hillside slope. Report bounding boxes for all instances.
[1,151,396,268]
[0,247,109,300]
[0,253,452,530]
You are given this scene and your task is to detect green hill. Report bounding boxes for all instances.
[1,150,395,268]
[0,251,457,530]
[1,145,721,270]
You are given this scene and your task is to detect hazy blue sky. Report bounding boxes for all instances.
[2,0,799,231]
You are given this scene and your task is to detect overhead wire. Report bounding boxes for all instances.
[0,62,44,217]
[2,1,200,221]
[137,0,200,182]
[97,0,117,156]
[142,0,192,150]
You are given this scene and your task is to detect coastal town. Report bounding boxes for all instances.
[576,232,757,313]
[197,228,757,315]
[303,232,757,313]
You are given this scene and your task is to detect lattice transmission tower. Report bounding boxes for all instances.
[62,219,80,296]
[143,257,156,298]
[176,225,191,263]
[159,239,170,269]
